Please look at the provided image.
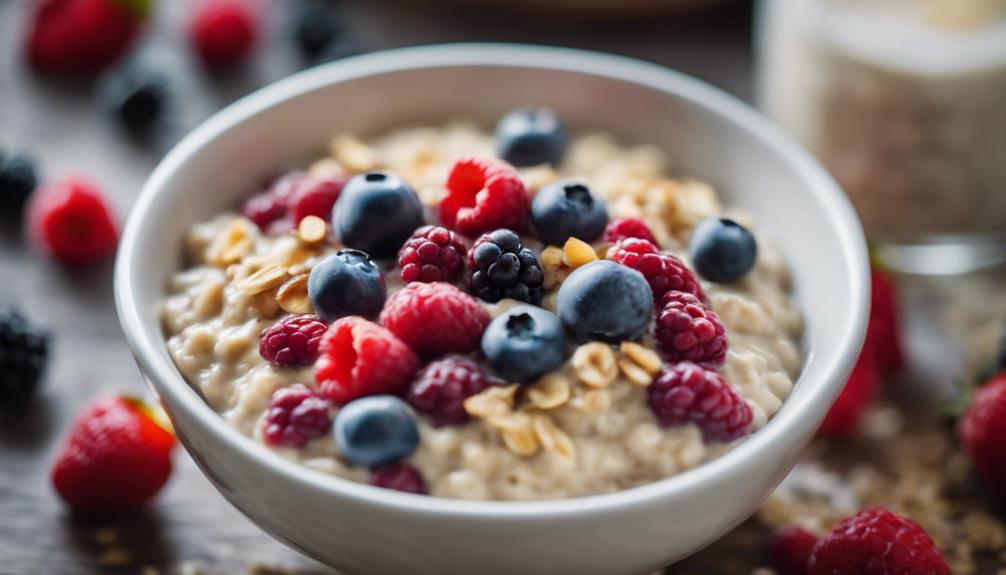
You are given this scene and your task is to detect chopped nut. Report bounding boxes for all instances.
[250,289,281,319]
[620,341,663,374]
[527,373,571,410]
[207,219,255,266]
[491,412,539,457]
[464,385,519,419]
[562,237,598,269]
[618,358,653,386]
[540,245,565,268]
[571,342,618,388]
[276,273,313,315]
[242,264,290,296]
[330,135,378,173]
[308,157,347,180]
[297,215,327,244]
[532,413,575,461]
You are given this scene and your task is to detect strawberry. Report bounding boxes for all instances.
[865,267,905,376]
[959,373,1006,499]
[26,0,149,75]
[817,350,879,439]
[52,396,175,512]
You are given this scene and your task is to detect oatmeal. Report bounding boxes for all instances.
[161,110,803,500]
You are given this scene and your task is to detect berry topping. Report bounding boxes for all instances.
[688,217,758,283]
[289,175,346,225]
[0,152,38,216]
[307,250,387,322]
[262,384,332,448]
[556,259,653,344]
[817,351,879,439]
[26,0,146,75]
[380,282,490,359]
[603,217,657,246]
[494,107,569,167]
[865,267,905,376]
[333,170,425,259]
[772,527,818,575]
[648,362,752,442]
[530,180,608,246]
[608,238,705,302]
[189,0,258,68]
[97,60,167,137]
[959,372,1006,499]
[808,507,950,575]
[369,462,427,494]
[468,229,544,304]
[259,315,329,368]
[440,158,529,237]
[334,395,420,467]
[26,177,119,266]
[0,309,49,409]
[315,317,419,405]
[397,225,468,284]
[52,397,175,512]
[406,356,496,427]
[655,291,728,368]
[240,172,308,231]
[481,305,567,384]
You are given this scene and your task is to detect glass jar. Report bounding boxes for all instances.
[757,0,1006,273]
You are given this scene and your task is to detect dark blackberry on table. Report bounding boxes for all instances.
[468,229,544,305]
[0,309,49,409]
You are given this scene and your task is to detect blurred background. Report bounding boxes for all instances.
[2,0,1005,573]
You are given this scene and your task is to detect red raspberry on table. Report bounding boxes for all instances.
[603,217,658,246]
[189,0,258,68]
[817,350,879,439]
[314,317,419,405]
[370,462,427,494]
[655,291,728,368]
[398,225,468,284]
[865,267,905,376]
[51,396,175,512]
[958,373,1006,499]
[439,157,529,237]
[262,384,332,448]
[26,0,147,75]
[380,282,490,359]
[26,177,119,266]
[607,238,705,302]
[648,362,752,442]
[772,527,818,575]
[289,176,346,225]
[259,315,328,368]
[407,356,496,427]
[808,506,950,575]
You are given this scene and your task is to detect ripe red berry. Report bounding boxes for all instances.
[369,462,426,494]
[314,317,419,405]
[290,176,346,225]
[958,373,1006,499]
[407,356,496,427]
[26,0,146,75]
[817,351,879,439]
[603,217,658,246]
[189,0,258,68]
[772,527,818,575]
[439,157,529,237]
[240,172,311,231]
[52,396,175,512]
[26,177,119,266]
[655,291,728,368]
[648,362,752,442]
[259,315,328,368]
[607,238,705,302]
[398,225,468,284]
[262,384,332,448]
[865,267,905,376]
[808,507,950,575]
[380,282,490,359]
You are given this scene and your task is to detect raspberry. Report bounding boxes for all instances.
[655,291,728,368]
[240,172,310,231]
[262,384,332,448]
[866,267,905,376]
[607,238,705,302]
[808,507,951,575]
[26,177,119,266]
[0,309,49,409]
[369,462,426,494]
[407,356,495,426]
[314,317,419,405]
[290,175,346,225]
[440,157,529,237]
[648,362,752,442]
[817,351,879,439]
[380,282,490,358]
[26,0,145,75]
[959,373,1006,499]
[189,0,258,68]
[603,217,658,246]
[468,229,544,304]
[397,225,468,284]
[259,315,328,368]
[772,527,818,575]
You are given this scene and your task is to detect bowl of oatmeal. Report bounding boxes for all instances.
[115,44,869,574]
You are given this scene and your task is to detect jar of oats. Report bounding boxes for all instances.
[757,0,1006,271]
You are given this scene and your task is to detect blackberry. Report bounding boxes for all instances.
[468,229,544,305]
[0,309,49,408]
[0,152,39,215]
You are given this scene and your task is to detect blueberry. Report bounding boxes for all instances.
[688,218,758,283]
[0,153,38,215]
[334,395,420,468]
[308,249,387,321]
[494,107,569,167]
[333,171,425,259]
[531,180,607,245]
[556,260,653,344]
[97,61,168,137]
[481,305,567,383]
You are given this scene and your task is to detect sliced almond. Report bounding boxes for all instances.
[250,289,281,319]
[527,373,571,410]
[242,264,290,296]
[330,135,378,173]
[618,358,654,386]
[463,384,519,419]
[491,412,539,457]
[276,273,313,314]
[207,219,256,267]
[562,237,598,269]
[571,342,618,388]
[297,215,328,244]
[532,413,576,462]
[620,341,663,374]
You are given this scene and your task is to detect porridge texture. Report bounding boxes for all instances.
[161,116,803,500]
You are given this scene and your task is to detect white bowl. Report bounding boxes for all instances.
[115,44,869,575]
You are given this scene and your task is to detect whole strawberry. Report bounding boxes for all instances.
[817,350,879,439]
[26,0,149,75]
[52,396,175,512]
[959,372,1006,499]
